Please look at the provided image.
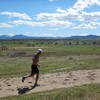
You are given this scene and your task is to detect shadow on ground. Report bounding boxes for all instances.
[17,84,41,94]
[17,86,35,94]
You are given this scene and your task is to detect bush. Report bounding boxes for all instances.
[10,51,27,57]
[0,46,9,51]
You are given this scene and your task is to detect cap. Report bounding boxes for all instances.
[36,49,43,54]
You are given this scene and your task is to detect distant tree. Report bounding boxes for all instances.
[10,51,26,57]
[18,41,24,44]
[0,46,9,51]
[93,41,96,45]
[82,41,87,45]
[40,42,44,45]
[26,43,31,47]
[54,42,58,45]
[0,50,2,56]
[76,41,79,45]
[32,44,35,47]
[69,42,72,45]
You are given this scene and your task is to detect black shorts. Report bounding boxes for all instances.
[31,65,39,74]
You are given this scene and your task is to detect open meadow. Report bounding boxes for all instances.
[0,39,100,100]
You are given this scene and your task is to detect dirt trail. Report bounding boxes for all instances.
[0,69,100,98]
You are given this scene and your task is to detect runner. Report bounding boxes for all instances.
[22,49,43,87]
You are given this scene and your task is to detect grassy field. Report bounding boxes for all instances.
[0,55,100,77]
[0,39,100,100]
[0,84,100,100]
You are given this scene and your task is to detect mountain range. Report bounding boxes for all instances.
[0,35,100,39]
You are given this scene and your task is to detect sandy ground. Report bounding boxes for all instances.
[0,69,100,98]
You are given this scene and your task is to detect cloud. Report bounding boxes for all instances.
[36,7,100,22]
[30,33,67,37]
[0,23,13,28]
[36,9,81,21]
[10,20,44,27]
[41,20,72,27]
[21,32,67,37]
[73,22,100,29]
[36,12,61,21]
[0,11,32,20]
[73,0,100,11]
[37,9,87,23]
[48,0,58,2]
[48,28,59,31]
[36,0,100,30]
[10,20,72,27]
[0,33,15,36]
[82,11,100,21]
[1,0,100,30]
[56,8,67,13]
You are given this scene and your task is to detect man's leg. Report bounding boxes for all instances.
[34,73,39,85]
[22,74,34,82]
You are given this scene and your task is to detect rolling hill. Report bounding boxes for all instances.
[0,35,100,39]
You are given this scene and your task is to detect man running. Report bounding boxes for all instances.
[22,49,43,87]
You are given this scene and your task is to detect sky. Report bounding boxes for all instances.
[0,0,100,37]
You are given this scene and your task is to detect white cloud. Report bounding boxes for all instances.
[6,33,15,36]
[36,12,61,20]
[31,33,67,37]
[0,11,32,20]
[73,0,100,11]
[0,23,13,28]
[69,0,100,22]
[10,20,72,27]
[20,32,67,37]
[48,0,58,2]
[0,33,15,36]
[56,8,67,13]
[81,11,100,21]
[36,0,100,30]
[36,9,81,21]
[36,7,100,22]
[42,20,72,27]
[10,20,43,27]
[73,22,100,29]
[1,0,100,30]
[48,28,59,31]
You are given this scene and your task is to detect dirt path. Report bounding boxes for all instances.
[0,69,100,98]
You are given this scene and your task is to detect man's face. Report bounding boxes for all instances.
[37,51,42,55]
[39,51,42,55]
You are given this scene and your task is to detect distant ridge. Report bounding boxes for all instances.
[67,35,100,39]
[12,35,33,39]
[0,35,11,39]
[0,35,100,39]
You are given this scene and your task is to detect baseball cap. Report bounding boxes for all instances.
[36,49,43,54]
